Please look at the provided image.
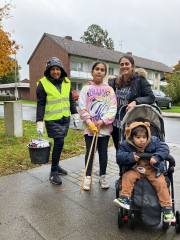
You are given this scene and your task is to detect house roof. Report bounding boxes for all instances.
[28,33,172,73]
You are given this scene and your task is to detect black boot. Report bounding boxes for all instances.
[58,166,68,175]
[49,171,62,185]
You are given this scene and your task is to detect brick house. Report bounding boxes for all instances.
[28,33,172,101]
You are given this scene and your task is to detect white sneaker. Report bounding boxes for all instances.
[99,175,109,189]
[83,176,91,190]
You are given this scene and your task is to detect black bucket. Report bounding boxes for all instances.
[27,143,52,164]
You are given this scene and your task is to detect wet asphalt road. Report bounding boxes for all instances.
[0,105,180,144]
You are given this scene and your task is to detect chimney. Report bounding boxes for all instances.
[126,52,132,55]
[93,43,101,47]
[65,36,72,40]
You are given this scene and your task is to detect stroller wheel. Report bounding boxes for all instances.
[115,179,121,199]
[163,221,169,230]
[118,207,123,228]
[175,211,180,234]
[115,182,119,199]
[131,212,135,230]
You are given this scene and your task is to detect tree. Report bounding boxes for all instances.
[0,57,21,84]
[0,1,19,77]
[164,71,180,104]
[164,60,180,79]
[80,24,114,50]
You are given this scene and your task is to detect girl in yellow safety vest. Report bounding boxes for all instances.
[36,57,79,185]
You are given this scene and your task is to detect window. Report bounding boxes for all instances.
[78,83,82,90]
[78,63,83,71]
[70,62,77,71]
[148,72,153,80]
[109,67,114,75]
[155,73,158,81]
[70,62,83,71]
[71,83,76,90]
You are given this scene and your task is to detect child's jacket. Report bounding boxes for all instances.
[79,81,117,136]
[117,122,169,176]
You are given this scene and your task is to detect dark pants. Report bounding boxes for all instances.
[85,135,110,176]
[111,126,120,152]
[51,137,64,172]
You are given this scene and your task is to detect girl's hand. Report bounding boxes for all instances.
[150,157,157,164]
[96,120,104,131]
[133,152,140,161]
[126,101,137,112]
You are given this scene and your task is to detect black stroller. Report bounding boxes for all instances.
[115,104,180,233]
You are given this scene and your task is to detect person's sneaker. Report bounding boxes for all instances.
[49,172,62,185]
[83,176,91,190]
[58,166,67,175]
[113,195,130,210]
[163,207,176,222]
[99,175,109,189]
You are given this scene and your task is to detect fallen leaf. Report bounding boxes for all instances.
[59,188,68,192]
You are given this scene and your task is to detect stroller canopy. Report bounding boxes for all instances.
[120,104,165,142]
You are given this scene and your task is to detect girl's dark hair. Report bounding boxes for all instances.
[92,61,107,74]
[131,125,148,138]
[115,55,135,89]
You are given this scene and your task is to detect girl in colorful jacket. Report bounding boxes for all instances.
[79,61,117,190]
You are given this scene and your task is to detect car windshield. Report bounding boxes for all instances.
[153,90,160,96]
[76,91,80,95]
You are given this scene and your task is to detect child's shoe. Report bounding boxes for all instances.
[49,171,62,185]
[113,195,130,210]
[99,175,109,189]
[83,176,91,190]
[163,207,176,222]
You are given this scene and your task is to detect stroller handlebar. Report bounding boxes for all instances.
[136,153,175,167]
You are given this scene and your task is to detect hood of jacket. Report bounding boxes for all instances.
[44,57,67,78]
[125,121,151,153]
[135,68,147,78]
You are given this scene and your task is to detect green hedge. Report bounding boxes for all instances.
[0,95,16,101]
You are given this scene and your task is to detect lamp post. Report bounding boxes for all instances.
[14,44,23,101]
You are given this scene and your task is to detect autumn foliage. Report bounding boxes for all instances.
[164,60,180,79]
[0,1,19,77]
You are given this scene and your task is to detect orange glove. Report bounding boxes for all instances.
[88,123,98,134]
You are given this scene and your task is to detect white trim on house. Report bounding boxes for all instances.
[0,83,30,89]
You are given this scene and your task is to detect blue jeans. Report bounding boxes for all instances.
[85,135,110,176]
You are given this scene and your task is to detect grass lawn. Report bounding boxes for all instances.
[0,100,37,104]
[0,118,113,177]
[161,106,180,113]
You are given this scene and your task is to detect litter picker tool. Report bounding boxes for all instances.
[89,132,98,195]
[79,132,98,194]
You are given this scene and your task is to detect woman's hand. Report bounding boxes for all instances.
[126,101,137,112]
[96,120,104,131]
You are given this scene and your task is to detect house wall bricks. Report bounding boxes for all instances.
[29,35,70,101]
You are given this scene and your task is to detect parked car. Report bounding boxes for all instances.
[72,90,81,106]
[152,90,172,109]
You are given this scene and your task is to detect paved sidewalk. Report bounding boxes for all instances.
[0,144,180,240]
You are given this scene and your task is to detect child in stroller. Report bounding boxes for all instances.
[113,121,175,223]
[113,104,180,232]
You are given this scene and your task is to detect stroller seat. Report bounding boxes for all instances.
[114,104,180,233]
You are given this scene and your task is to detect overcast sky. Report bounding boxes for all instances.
[2,0,180,80]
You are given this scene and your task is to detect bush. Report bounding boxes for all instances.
[0,95,16,101]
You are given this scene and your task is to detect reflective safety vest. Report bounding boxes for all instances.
[39,77,71,121]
